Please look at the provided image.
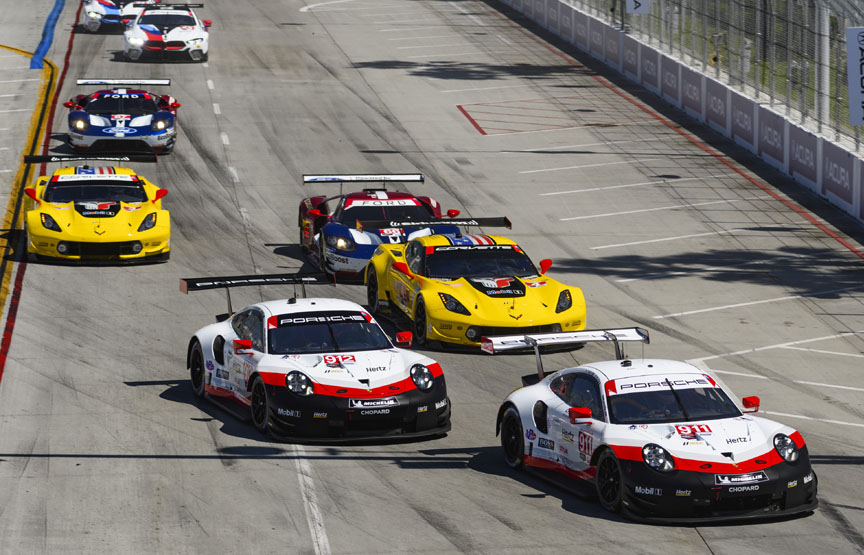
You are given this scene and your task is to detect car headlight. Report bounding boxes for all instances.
[773,433,799,463]
[87,11,103,19]
[71,118,89,131]
[325,234,355,251]
[187,38,204,45]
[151,118,171,131]
[285,371,314,396]
[127,36,145,46]
[40,213,61,232]
[642,443,675,472]
[137,212,157,231]
[410,364,434,391]
[555,289,572,313]
[438,292,471,315]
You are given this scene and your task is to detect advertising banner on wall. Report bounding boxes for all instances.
[622,34,639,79]
[845,27,864,126]
[758,106,785,166]
[681,66,702,118]
[660,55,680,105]
[605,25,620,68]
[640,44,659,92]
[559,2,573,42]
[789,125,818,186]
[730,91,755,150]
[822,141,854,204]
[546,0,558,34]
[626,0,652,14]
[589,17,604,58]
[574,11,588,49]
[705,78,728,133]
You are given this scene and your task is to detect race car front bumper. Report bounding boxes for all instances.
[68,128,176,152]
[321,243,376,279]
[125,41,208,62]
[424,304,587,346]
[618,453,818,522]
[26,224,170,263]
[266,375,451,441]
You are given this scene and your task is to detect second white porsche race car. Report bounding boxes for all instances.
[181,272,451,441]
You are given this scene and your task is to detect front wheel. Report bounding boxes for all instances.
[595,449,624,512]
[189,342,206,398]
[413,296,428,345]
[366,269,380,313]
[250,375,271,435]
[500,406,525,469]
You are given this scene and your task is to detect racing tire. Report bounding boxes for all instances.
[189,342,206,398]
[595,449,624,513]
[500,406,525,469]
[413,296,428,346]
[250,375,271,435]
[317,236,327,273]
[366,269,381,313]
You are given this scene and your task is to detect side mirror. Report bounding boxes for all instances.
[152,188,168,203]
[308,208,330,219]
[202,19,212,29]
[742,396,760,413]
[446,209,460,218]
[539,259,553,274]
[122,18,132,25]
[63,101,76,109]
[24,188,39,205]
[170,102,181,109]
[568,407,593,424]
[395,331,413,347]
[233,339,253,355]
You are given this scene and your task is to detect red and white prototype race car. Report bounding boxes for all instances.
[489,328,818,522]
[181,272,451,441]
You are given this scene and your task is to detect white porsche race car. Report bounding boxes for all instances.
[488,328,818,522]
[181,272,451,441]
[82,0,158,33]
[124,3,211,62]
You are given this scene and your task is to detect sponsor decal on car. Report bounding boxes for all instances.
[728,485,760,493]
[525,281,547,288]
[726,436,749,444]
[206,361,214,371]
[102,127,138,134]
[350,398,399,409]
[787,480,798,488]
[803,473,814,484]
[634,486,662,496]
[365,366,387,373]
[675,424,712,435]
[361,409,390,416]
[675,489,692,497]
[313,412,328,419]
[278,408,301,418]
[323,354,356,364]
[578,431,593,456]
[561,430,575,444]
[715,471,768,485]
[526,429,537,441]
[538,438,554,450]
[559,444,569,455]
[435,399,447,410]
[417,405,428,413]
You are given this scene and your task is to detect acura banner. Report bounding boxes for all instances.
[846,27,864,126]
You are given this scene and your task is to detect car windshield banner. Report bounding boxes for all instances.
[269,310,372,328]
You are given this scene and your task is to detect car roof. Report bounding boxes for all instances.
[411,233,518,247]
[253,297,369,317]
[567,358,707,382]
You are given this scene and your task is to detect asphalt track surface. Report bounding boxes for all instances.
[1,1,864,554]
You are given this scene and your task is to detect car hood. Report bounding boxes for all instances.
[38,201,159,238]
[133,24,204,40]
[432,275,576,322]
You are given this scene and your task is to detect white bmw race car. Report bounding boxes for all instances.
[82,0,158,33]
[124,3,211,62]
[181,272,451,441]
[488,328,818,522]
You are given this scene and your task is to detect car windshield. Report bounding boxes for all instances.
[268,321,392,354]
[44,181,148,203]
[85,95,158,116]
[607,387,742,424]
[139,14,196,27]
[114,0,139,6]
[337,204,432,224]
[426,247,537,279]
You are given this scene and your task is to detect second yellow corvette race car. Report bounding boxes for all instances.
[23,155,170,262]
[364,220,586,347]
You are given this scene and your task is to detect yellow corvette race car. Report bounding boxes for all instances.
[23,156,170,262]
[365,230,586,347]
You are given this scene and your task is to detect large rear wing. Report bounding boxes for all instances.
[180,272,331,314]
[482,327,650,381]
[303,174,424,183]
[357,216,512,230]
[24,154,158,164]
[76,79,170,86]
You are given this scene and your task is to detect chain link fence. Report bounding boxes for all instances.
[569,0,864,151]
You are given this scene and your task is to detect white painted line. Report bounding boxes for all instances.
[692,332,864,363]
[762,411,864,429]
[779,346,864,359]
[0,169,11,173]
[220,133,230,145]
[397,43,466,50]
[0,78,39,83]
[324,4,419,11]
[454,3,485,26]
[380,26,440,32]
[541,176,705,196]
[213,103,221,115]
[711,369,769,380]
[375,17,440,24]
[207,79,214,90]
[443,84,532,93]
[362,9,458,16]
[202,62,209,68]
[229,167,239,183]
[497,35,513,45]
[406,51,497,59]
[300,0,354,12]
[0,147,9,151]
[515,139,644,153]
[654,285,864,320]
[561,197,764,222]
[484,120,662,136]
[0,94,21,98]
[293,444,332,555]
[0,109,28,113]
[388,35,452,41]
[591,221,806,250]
[617,254,798,283]
[521,155,690,174]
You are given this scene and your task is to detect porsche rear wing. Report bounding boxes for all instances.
[303,174,424,183]
[24,154,158,164]
[179,272,331,315]
[482,327,650,381]
[76,79,170,86]
[357,216,512,230]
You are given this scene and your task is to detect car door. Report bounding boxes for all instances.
[222,308,266,403]
[549,372,607,474]
[389,240,424,316]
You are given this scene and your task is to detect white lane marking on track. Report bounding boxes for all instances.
[483,120,662,136]
[0,169,11,173]
[653,285,864,319]
[293,444,332,555]
[300,0,354,12]
[689,332,864,363]
[380,26,439,32]
[0,78,39,83]
[443,84,532,93]
[454,3,485,26]
[0,94,21,97]
[397,43,467,50]
[762,411,864,428]
[540,176,705,195]
[213,103,221,115]
[202,62,209,67]
[229,167,239,183]
[710,369,864,391]
[406,51,505,59]
[521,155,691,174]
[207,79,214,90]
[515,139,644,153]
[389,35,451,41]
[616,254,799,283]
[591,221,806,250]
[779,346,864,358]
[220,132,229,145]
[376,17,440,24]
[497,35,513,45]
[0,109,28,113]
[561,196,765,221]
